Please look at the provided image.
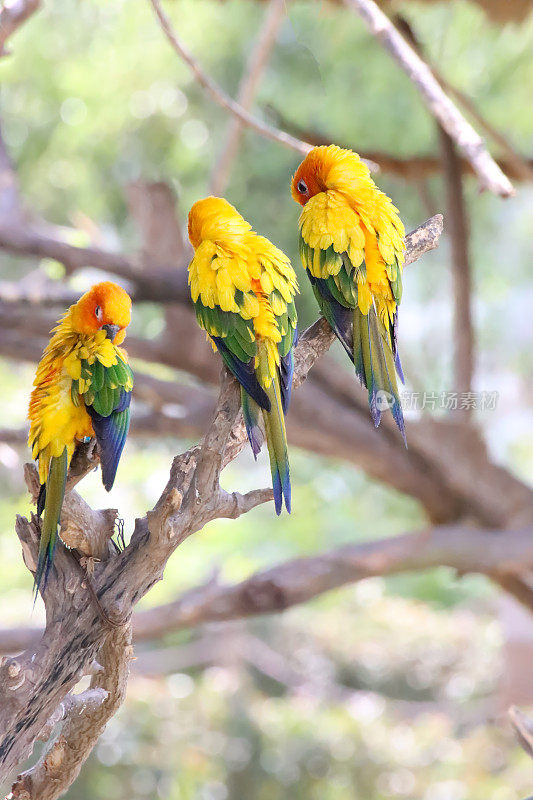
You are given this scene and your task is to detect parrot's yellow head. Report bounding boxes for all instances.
[70,281,132,344]
[188,196,252,250]
[291,144,371,206]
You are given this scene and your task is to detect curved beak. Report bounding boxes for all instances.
[102,323,120,342]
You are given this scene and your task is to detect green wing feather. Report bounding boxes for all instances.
[192,294,272,410]
[299,229,405,440]
[81,354,134,491]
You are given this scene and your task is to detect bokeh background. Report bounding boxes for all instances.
[1,0,533,797]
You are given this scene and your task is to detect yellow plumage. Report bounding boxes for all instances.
[28,281,134,593]
[188,197,298,387]
[187,196,298,514]
[29,317,131,484]
[294,145,404,323]
[291,145,406,438]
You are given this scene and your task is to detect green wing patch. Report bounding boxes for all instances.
[194,296,258,363]
[71,353,134,417]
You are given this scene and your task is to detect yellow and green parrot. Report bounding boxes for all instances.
[291,144,406,439]
[187,196,298,514]
[28,281,134,593]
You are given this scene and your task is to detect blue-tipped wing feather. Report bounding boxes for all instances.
[190,258,296,515]
[211,335,270,411]
[301,232,405,440]
[279,325,297,414]
[86,389,132,491]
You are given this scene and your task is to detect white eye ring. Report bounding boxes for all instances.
[297,179,308,194]
[95,305,102,321]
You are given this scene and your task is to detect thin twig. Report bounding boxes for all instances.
[343,0,514,197]
[439,128,475,406]
[393,14,533,184]
[211,0,286,194]
[148,0,311,156]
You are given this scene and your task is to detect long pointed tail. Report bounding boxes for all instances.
[35,448,68,596]
[252,344,291,515]
[353,305,406,443]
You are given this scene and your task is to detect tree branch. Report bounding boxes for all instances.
[147,0,311,157]
[509,705,533,761]
[0,214,444,789]
[4,524,533,659]
[396,17,475,409]
[210,0,286,195]
[392,14,533,185]
[115,525,533,631]
[0,226,190,303]
[343,0,514,197]
[9,625,132,800]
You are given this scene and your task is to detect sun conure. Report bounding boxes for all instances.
[187,196,298,513]
[28,281,134,594]
[291,144,406,440]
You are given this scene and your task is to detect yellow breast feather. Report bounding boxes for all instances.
[28,314,129,483]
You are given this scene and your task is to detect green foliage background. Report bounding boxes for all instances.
[0,0,533,797]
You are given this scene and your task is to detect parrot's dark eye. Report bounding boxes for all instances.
[297,179,308,195]
[95,305,102,321]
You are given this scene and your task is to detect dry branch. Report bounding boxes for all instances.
[4,523,533,659]
[439,127,474,405]
[343,0,514,197]
[393,14,533,185]
[10,625,132,800]
[210,0,286,195]
[509,705,533,761]
[148,0,311,157]
[131,525,533,628]
[398,17,475,408]
[0,215,442,793]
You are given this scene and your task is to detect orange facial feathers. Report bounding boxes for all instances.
[70,281,132,342]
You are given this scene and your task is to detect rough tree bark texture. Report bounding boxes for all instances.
[0,220,442,797]
[1,0,531,791]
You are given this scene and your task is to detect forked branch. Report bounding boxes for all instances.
[0,216,443,797]
[343,0,514,197]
